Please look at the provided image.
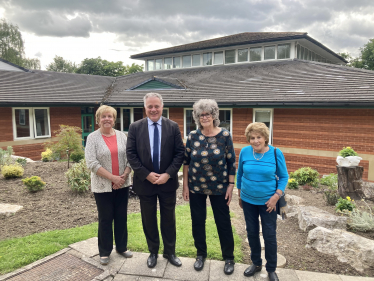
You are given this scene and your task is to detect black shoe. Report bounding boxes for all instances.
[147,253,158,268]
[243,264,262,277]
[224,259,235,275]
[268,271,279,281]
[163,254,182,267]
[194,256,205,271]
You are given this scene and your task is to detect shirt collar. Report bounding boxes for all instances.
[147,117,162,126]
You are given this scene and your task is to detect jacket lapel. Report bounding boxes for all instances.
[141,118,152,158]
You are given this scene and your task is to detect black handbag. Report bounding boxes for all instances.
[274,147,287,219]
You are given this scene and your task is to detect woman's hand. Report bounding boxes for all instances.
[183,185,189,201]
[112,175,125,190]
[265,194,279,213]
[225,184,234,206]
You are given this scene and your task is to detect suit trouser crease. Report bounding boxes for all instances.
[242,200,277,272]
[139,191,176,255]
[189,192,235,260]
[94,187,129,257]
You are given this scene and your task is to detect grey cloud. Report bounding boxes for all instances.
[34,52,42,57]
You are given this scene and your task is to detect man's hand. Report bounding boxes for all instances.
[225,184,234,206]
[146,172,160,184]
[154,173,170,185]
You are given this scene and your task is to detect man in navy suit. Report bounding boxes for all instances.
[126,93,185,268]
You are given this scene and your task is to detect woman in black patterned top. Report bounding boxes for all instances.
[183,99,236,275]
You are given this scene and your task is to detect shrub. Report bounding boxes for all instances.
[0,146,14,166]
[65,159,91,193]
[41,148,53,162]
[70,150,85,163]
[289,167,319,187]
[339,147,358,158]
[320,173,338,189]
[323,189,340,205]
[16,157,27,167]
[348,209,374,232]
[22,176,46,192]
[1,164,24,178]
[287,178,299,189]
[335,196,356,212]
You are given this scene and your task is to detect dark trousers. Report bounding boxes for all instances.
[138,191,176,255]
[94,187,129,257]
[189,192,235,260]
[242,200,277,272]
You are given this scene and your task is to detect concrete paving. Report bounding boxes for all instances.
[1,238,374,281]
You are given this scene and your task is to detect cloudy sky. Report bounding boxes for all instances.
[1,0,374,70]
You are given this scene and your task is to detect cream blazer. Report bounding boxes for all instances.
[85,129,131,193]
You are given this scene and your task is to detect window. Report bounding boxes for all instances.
[203,52,212,65]
[162,108,169,118]
[253,108,273,144]
[297,45,301,59]
[300,46,304,60]
[214,51,223,64]
[219,109,232,132]
[250,47,262,62]
[147,60,154,71]
[307,50,311,61]
[264,46,275,60]
[225,50,235,64]
[164,57,172,69]
[303,48,308,60]
[182,55,191,68]
[311,52,315,61]
[155,59,162,70]
[12,107,51,140]
[173,57,180,68]
[192,54,201,67]
[238,48,248,62]
[277,44,290,59]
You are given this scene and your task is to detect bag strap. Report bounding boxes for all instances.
[274,146,279,189]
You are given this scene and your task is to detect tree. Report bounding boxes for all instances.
[75,56,126,77]
[46,55,77,73]
[23,58,41,70]
[340,39,374,71]
[124,63,143,74]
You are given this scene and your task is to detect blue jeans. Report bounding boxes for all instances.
[242,200,277,272]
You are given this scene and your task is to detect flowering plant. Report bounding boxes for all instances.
[339,147,358,158]
[335,196,356,212]
[287,178,298,189]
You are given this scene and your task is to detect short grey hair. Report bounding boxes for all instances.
[192,99,220,129]
[143,92,164,106]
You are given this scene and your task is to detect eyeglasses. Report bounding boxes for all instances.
[199,113,212,119]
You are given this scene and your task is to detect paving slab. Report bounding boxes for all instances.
[254,267,271,281]
[113,274,139,281]
[295,270,342,281]
[260,251,287,268]
[93,251,128,276]
[276,268,300,281]
[163,256,210,280]
[119,253,167,278]
[209,260,255,281]
[340,276,374,281]
[138,277,175,281]
[69,237,99,257]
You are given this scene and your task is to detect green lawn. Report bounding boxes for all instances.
[0,204,243,275]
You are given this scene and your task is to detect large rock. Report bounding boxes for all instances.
[298,206,347,231]
[306,226,374,272]
[285,194,304,205]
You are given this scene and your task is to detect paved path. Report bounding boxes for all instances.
[1,237,374,281]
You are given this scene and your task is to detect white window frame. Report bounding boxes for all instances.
[118,107,168,132]
[162,108,169,119]
[12,107,51,140]
[253,108,274,144]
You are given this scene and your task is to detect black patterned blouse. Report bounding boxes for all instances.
[183,128,236,195]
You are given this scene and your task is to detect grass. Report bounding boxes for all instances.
[0,204,243,275]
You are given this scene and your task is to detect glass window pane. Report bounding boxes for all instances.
[173,57,180,68]
[164,57,172,69]
[303,48,308,60]
[192,54,200,66]
[214,51,223,64]
[264,46,275,60]
[182,55,191,68]
[147,60,154,71]
[250,47,262,61]
[83,116,93,133]
[185,110,196,135]
[203,52,212,65]
[297,45,301,59]
[155,59,162,70]
[225,50,235,64]
[238,49,248,62]
[122,109,131,131]
[114,108,121,131]
[300,47,304,60]
[15,109,31,138]
[162,109,168,118]
[34,109,49,137]
[311,52,315,61]
[307,50,311,60]
[255,110,271,129]
[134,108,143,122]
[277,44,290,59]
[321,57,326,63]
[219,110,231,132]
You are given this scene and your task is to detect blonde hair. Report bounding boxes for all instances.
[244,122,270,145]
[95,105,117,126]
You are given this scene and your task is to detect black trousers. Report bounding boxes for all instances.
[94,187,129,257]
[138,190,176,255]
[189,192,235,260]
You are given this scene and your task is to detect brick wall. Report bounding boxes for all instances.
[232,108,252,144]
[169,108,184,136]
[50,107,81,135]
[0,107,13,142]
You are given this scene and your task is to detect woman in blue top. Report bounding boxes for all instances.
[183,99,236,275]
[237,122,288,281]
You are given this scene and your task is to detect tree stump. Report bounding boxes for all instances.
[336,166,365,200]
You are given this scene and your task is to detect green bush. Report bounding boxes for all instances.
[335,196,356,212]
[16,158,27,167]
[0,146,14,166]
[339,147,358,158]
[41,148,53,162]
[320,173,338,189]
[22,176,46,192]
[289,167,319,187]
[70,150,85,163]
[323,189,340,205]
[1,164,24,179]
[65,159,91,193]
[287,178,299,189]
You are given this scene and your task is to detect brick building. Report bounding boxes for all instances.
[1,33,374,180]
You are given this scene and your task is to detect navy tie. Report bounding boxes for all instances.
[152,122,160,173]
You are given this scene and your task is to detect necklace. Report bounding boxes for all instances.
[253,149,265,161]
